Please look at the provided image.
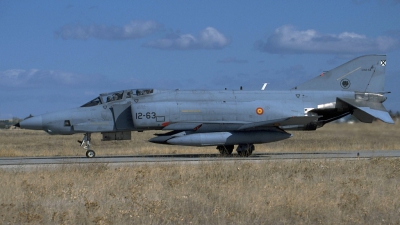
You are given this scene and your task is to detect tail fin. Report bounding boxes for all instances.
[295,55,393,124]
[293,55,387,92]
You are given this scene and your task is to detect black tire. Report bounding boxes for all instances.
[86,150,96,158]
[237,144,254,157]
[217,145,234,155]
[237,150,250,157]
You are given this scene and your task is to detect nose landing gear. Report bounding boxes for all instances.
[78,133,96,158]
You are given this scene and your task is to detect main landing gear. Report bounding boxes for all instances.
[78,133,96,158]
[236,144,255,157]
[217,145,234,156]
[216,144,255,157]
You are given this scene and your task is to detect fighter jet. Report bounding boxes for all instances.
[16,55,393,157]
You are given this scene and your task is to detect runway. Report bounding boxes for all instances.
[1,150,400,166]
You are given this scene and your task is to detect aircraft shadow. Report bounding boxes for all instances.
[93,151,351,159]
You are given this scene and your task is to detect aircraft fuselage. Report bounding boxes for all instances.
[20,89,354,135]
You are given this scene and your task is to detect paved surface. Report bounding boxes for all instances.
[1,150,400,166]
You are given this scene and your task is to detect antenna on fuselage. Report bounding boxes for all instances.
[261,83,269,90]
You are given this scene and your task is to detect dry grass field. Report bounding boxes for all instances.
[1,121,400,224]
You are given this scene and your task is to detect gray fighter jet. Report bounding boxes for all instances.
[16,55,393,157]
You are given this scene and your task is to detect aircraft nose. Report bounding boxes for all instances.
[18,115,43,130]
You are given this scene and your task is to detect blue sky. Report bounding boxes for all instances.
[1,0,400,119]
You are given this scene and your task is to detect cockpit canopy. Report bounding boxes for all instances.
[81,89,154,107]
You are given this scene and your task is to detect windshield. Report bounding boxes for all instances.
[81,97,102,107]
[81,89,154,107]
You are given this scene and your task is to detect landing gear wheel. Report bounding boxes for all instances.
[217,145,234,156]
[80,133,95,158]
[86,150,96,158]
[237,150,251,157]
[236,144,255,157]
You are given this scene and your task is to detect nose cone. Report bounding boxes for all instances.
[18,115,43,130]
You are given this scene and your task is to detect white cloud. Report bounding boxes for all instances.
[0,69,103,88]
[255,25,400,54]
[55,20,162,40]
[338,32,366,39]
[0,69,151,92]
[143,27,230,50]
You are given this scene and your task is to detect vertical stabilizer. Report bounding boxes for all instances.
[293,55,387,92]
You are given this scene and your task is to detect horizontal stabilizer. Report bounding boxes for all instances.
[338,98,394,124]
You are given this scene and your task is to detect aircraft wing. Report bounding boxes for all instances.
[337,97,394,124]
[151,116,319,145]
[163,122,203,131]
[237,116,320,130]
[162,116,320,132]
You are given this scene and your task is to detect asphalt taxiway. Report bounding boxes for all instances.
[1,150,400,166]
